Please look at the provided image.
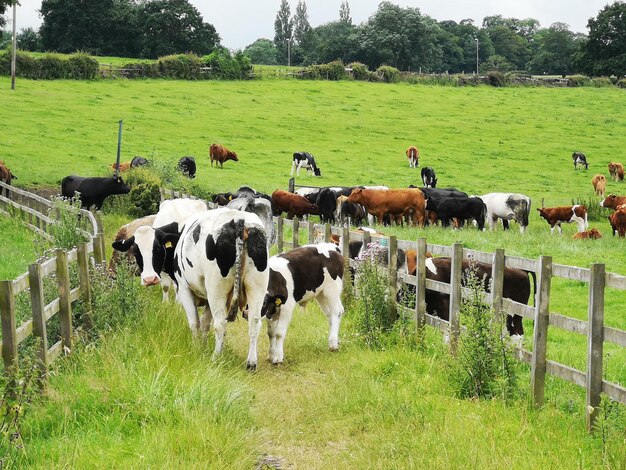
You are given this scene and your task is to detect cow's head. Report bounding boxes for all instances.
[229,151,239,162]
[260,268,288,319]
[112,223,179,286]
[313,167,322,177]
[347,188,363,203]
[110,176,131,195]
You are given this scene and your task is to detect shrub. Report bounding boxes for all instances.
[203,49,252,80]
[348,62,370,81]
[129,181,161,218]
[591,77,613,88]
[572,194,610,222]
[617,78,626,89]
[119,61,160,79]
[567,75,591,87]
[0,51,39,78]
[67,52,99,79]
[486,70,507,87]
[47,195,90,249]
[36,53,68,79]
[158,53,202,79]
[376,65,400,83]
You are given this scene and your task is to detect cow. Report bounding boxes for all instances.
[259,244,344,364]
[317,187,340,223]
[336,195,368,226]
[608,162,624,182]
[109,214,157,274]
[291,152,321,177]
[272,189,319,219]
[210,144,239,168]
[295,187,321,204]
[421,167,437,188]
[177,156,196,178]
[592,174,607,197]
[430,196,487,230]
[600,194,626,210]
[111,162,131,172]
[227,196,276,246]
[572,151,589,170]
[608,208,626,237]
[537,205,588,234]
[419,188,469,225]
[212,192,234,206]
[406,146,419,168]
[347,188,426,226]
[479,193,531,233]
[0,161,17,198]
[61,175,130,210]
[131,156,149,168]
[572,228,603,240]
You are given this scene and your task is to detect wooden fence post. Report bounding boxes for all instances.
[56,249,72,353]
[77,243,93,330]
[29,263,49,378]
[288,178,295,193]
[342,227,351,289]
[531,255,552,408]
[449,242,463,355]
[388,236,398,322]
[0,280,17,374]
[362,230,371,250]
[292,217,300,249]
[324,223,331,243]
[491,248,505,321]
[93,233,105,265]
[277,216,284,253]
[308,220,315,244]
[586,263,605,431]
[415,238,427,345]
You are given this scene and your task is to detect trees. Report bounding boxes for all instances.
[0,0,16,29]
[292,0,313,64]
[339,1,352,24]
[17,27,42,52]
[274,0,292,65]
[244,38,278,65]
[581,1,626,76]
[311,21,358,65]
[528,23,583,76]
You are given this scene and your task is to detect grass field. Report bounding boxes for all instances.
[1,77,625,468]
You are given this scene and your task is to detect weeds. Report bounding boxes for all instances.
[592,394,626,468]
[45,195,90,251]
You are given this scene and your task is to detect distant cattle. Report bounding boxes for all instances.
[177,156,196,178]
[608,162,624,182]
[210,144,238,168]
[572,228,603,240]
[347,188,426,226]
[272,189,319,218]
[592,174,607,197]
[421,167,437,188]
[111,161,131,172]
[131,156,149,168]
[480,193,531,233]
[259,244,344,364]
[572,151,588,170]
[537,205,588,234]
[406,146,419,168]
[61,175,130,210]
[109,214,157,274]
[0,161,17,197]
[600,194,626,210]
[608,208,626,237]
[291,152,321,177]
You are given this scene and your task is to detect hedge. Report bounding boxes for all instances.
[0,51,99,80]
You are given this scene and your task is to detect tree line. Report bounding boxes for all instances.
[1,0,625,77]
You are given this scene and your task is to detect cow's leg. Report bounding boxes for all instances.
[200,302,213,335]
[177,284,201,335]
[268,306,293,364]
[316,290,344,351]
[290,160,296,176]
[557,222,563,234]
[161,275,172,302]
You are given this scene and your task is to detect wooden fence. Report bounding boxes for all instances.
[0,182,106,378]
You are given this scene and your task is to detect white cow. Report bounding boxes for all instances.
[479,192,531,233]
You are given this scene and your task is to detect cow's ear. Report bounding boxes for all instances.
[157,231,180,249]
[112,236,135,252]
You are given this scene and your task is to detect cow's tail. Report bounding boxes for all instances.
[527,270,537,307]
[520,199,530,228]
[227,220,248,322]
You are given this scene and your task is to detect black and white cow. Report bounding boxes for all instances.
[61,175,130,210]
[291,152,322,177]
[572,151,589,170]
[260,243,344,364]
[421,167,437,188]
[130,156,149,168]
[295,187,321,204]
[227,195,276,246]
[480,193,531,233]
[177,156,197,178]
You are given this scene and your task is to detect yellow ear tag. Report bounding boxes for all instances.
[165,241,173,248]
[228,195,233,200]
[275,298,282,306]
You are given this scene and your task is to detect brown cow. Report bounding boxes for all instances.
[347,188,426,226]
[592,174,606,197]
[608,208,626,237]
[608,162,624,182]
[406,146,419,168]
[537,205,588,234]
[271,189,318,219]
[572,228,603,240]
[111,161,131,172]
[109,214,157,274]
[210,144,238,168]
[600,194,626,210]
[0,161,17,197]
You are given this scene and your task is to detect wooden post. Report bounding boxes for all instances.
[308,220,315,244]
[0,280,18,373]
[362,230,371,250]
[77,243,93,330]
[342,227,351,289]
[324,223,331,243]
[93,233,105,265]
[292,217,299,249]
[99,231,107,264]
[29,263,49,377]
[531,255,552,408]
[491,248,505,321]
[449,243,463,355]
[388,236,398,322]
[415,238,427,345]
[586,263,605,432]
[277,216,284,253]
[288,178,295,193]
[56,249,73,354]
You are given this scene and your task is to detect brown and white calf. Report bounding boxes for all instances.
[572,228,603,240]
[537,205,588,234]
[260,243,344,364]
[600,194,626,210]
[406,146,419,168]
[591,174,606,197]
[608,162,624,182]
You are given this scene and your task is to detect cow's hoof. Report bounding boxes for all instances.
[329,345,339,352]
[271,360,283,366]
[246,362,257,371]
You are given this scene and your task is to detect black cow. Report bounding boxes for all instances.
[421,167,437,188]
[340,201,368,226]
[291,152,321,177]
[572,151,589,170]
[316,188,339,223]
[61,175,130,210]
[430,196,487,230]
[131,156,149,168]
[177,156,196,179]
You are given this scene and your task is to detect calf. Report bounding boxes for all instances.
[421,167,437,188]
[177,156,196,178]
[109,214,157,274]
[210,144,238,168]
[111,161,131,172]
[406,146,419,168]
[592,174,606,197]
[272,189,319,218]
[572,151,588,170]
[61,175,130,210]
[0,161,17,198]
[480,193,531,233]
[600,194,626,210]
[572,228,603,240]
[260,244,344,364]
[608,209,626,237]
[291,151,321,177]
[537,205,588,234]
[608,162,624,182]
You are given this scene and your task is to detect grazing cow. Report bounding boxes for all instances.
[537,205,588,233]
[406,146,419,168]
[111,161,131,172]
[608,162,624,182]
[600,194,626,210]
[572,151,589,170]
[430,196,487,230]
[291,152,321,177]
[227,196,276,246]
[592,174,607,197]
[608,208,626,237]
[479,193,531,233]
[421,167,437,188]
[109,214,157,274]
[61,175,130,210]
[259,244,344,364]
[272,189,319,218]
[572,228,603,240]
[177,156,196,178]
[210,144,238,168]
[347,188,426,226]
[0,161,17,197]
[131,156,149,168]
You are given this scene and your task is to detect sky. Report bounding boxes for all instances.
[9,0,613,50]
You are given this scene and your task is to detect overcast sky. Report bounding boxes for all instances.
[10,0,612,50]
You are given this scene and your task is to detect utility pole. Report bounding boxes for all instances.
[287,38,291,67]
[11,2,17,90]
[475,38,479,76]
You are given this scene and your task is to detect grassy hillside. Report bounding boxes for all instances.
[0,216,39,279]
